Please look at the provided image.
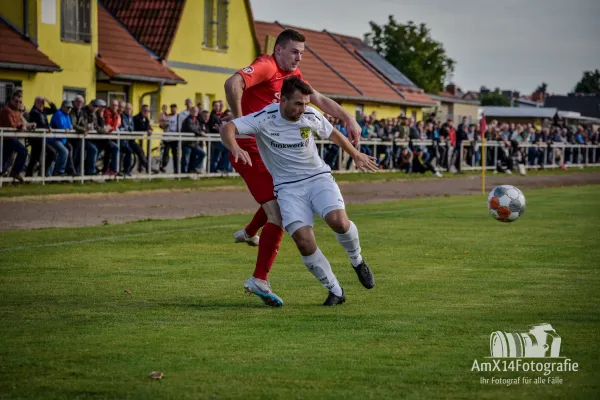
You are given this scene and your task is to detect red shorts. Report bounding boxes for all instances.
[230,139,275,204]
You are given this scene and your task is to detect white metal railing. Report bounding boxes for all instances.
[1,128,599,186]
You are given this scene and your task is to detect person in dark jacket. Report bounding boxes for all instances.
[25,96,57,177]
[132,104,154,174]
[181,106,207,173]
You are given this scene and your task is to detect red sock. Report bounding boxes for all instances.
[245,207,268,238]
[253,222,284,280]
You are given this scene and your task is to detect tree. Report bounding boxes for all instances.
[480,90,511,106]
[364,16,455,93]
[573,70,600,94]
[535,82,548,94]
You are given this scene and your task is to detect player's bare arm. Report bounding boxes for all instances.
[219,122,252,166]
[224,73,246,119]
[328,128,378,172]
[310,89,361,148]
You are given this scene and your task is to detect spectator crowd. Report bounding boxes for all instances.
[322,112,600,176]
[0,91,233,182]
[1,91,599,184]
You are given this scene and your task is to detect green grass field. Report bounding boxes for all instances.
[1,185,599,399]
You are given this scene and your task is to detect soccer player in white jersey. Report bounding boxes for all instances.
[220,76,378,305]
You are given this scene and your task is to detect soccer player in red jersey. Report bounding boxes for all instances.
[224,29,361,306]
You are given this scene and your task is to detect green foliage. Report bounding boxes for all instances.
[365,16,455,93]
[574,69,600,94]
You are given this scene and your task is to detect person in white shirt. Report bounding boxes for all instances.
[220,76,377,306]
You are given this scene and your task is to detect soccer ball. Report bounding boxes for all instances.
[488,185,526,222]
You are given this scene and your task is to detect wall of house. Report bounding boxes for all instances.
[168,0,256,69]
[0,0,98,104]
[452,103,479,124]
[162,0,257,109]
[339,101,424,122]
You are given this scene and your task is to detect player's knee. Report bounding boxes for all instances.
[324,210,350,234]
[291,227,316,256]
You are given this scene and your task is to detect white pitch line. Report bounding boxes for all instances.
[0,224,238,253]
[0,203,475,253]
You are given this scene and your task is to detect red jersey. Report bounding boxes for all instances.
[238,54,304,116]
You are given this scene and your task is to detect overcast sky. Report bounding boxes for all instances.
[252,0,600,95]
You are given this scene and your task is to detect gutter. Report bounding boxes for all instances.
[140,81,164,114]
[323,93,436,108]
[114,73,185,85]
[0,61,61,72]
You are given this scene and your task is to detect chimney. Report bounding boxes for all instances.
[446,84,457,96]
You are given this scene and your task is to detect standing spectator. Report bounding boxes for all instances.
[71,97,98,175]
[0,91,28,183]
[440,118,456,172]
[26,96,57,177]
[208,100,229,172]
[177,99,193,132]
[80,99,104,175]
[119,102,135,176]
[48,100,73,176]
[158,104,169,131]
[455,117,469,171]
[103,100,124,175]
[132,104,155,174]
[97,100,119,176]
[161,103,180,173]
[180,106,207,173]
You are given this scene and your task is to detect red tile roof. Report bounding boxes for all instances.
[254,21,435,107]
[101,0,185,60]
[0,19,60,72]
[97,6,184,84]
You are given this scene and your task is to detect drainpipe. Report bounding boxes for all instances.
[23,0,29,38]
[139,81,164,119]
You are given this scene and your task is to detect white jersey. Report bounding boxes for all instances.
[232,103,334,187]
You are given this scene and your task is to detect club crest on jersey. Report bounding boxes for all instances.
[300,127,312,140]
[242,66,254,74]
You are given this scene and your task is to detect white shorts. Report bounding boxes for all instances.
[275,173,345,235]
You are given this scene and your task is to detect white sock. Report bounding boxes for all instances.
[301,248,343,296]
[335,221,363,268]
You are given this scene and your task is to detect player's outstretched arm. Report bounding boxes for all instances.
[328,128,378,172]
[224,74,245,119]
[310,90,361,148]
[219,122,252,166]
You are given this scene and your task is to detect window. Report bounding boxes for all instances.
[63,87,86,103]
[354,104,364,121]
[149,93,159,123]
[0,80,22,109]
[204,0,228,50]
[61,0,91,43]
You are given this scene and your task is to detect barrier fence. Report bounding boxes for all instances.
[1,128,599,186]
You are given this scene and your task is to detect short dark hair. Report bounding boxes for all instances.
[170,103,177,108]
[275,29,305,48]
[281,76,313,99]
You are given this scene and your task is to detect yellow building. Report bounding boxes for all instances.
[0,0,184,112]
[0,0,98,107]
[101,0,259,115]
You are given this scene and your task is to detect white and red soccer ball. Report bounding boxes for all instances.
[488,185,526,222]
